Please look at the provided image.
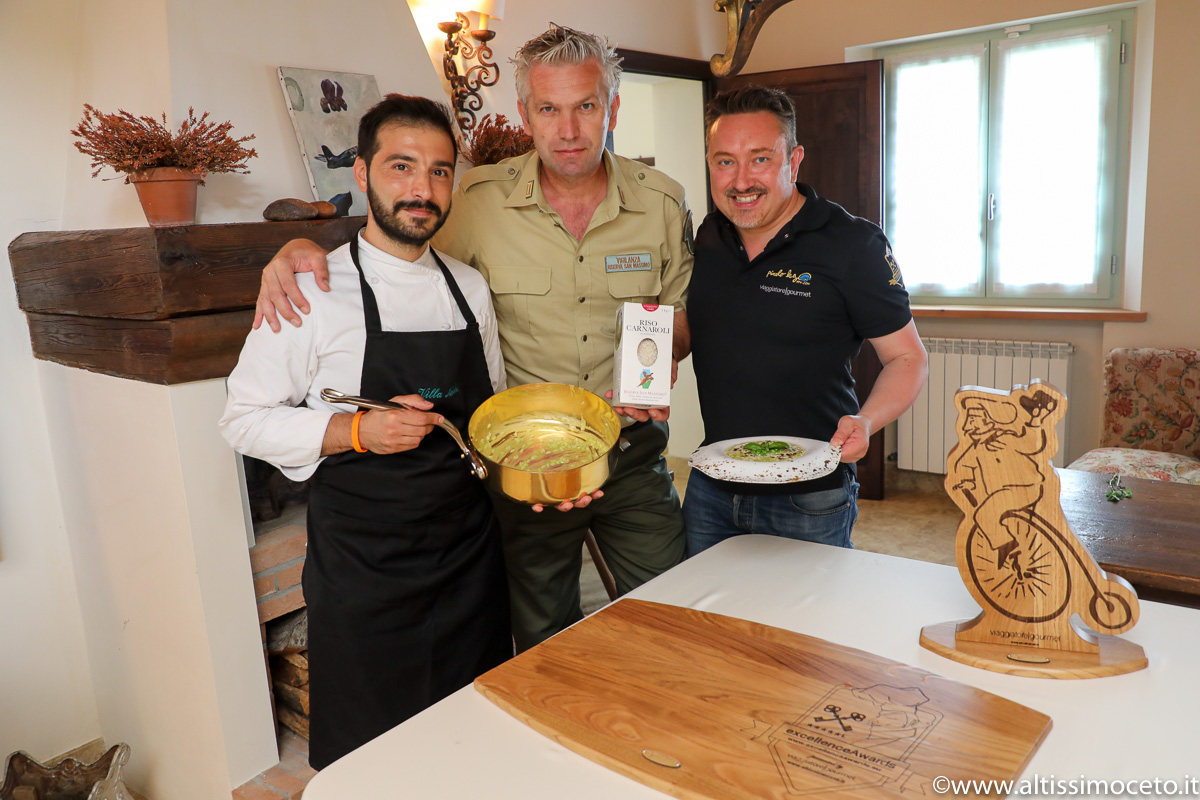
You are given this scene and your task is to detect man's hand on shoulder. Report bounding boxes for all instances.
[254,238,334,332]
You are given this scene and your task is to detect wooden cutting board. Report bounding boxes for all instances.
[475,600,1051,799]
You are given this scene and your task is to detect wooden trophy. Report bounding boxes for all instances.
[919,381,1148,678]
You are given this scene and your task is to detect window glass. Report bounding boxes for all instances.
[879,11,1131,306]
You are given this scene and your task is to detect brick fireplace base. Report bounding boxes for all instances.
[249,523,307,624]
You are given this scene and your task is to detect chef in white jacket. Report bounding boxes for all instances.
[219,94,511,770]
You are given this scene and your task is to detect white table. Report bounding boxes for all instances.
[304,536,1200,799]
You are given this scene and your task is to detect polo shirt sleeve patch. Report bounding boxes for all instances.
[884,243,905,288]
[849,233,914,339]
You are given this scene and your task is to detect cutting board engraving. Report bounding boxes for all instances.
[753,684,942,794]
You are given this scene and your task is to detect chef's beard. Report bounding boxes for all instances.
[367,183,450,248]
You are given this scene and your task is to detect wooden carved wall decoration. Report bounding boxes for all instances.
[919,381,1148,678]
[711,0,798,77]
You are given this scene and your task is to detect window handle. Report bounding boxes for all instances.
[987,193,996,221]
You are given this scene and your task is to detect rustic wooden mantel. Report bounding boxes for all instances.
[9,218,365,384]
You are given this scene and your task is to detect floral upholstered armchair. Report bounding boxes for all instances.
[1067,348,1200,484]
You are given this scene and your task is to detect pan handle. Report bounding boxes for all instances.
[319,388,487,480]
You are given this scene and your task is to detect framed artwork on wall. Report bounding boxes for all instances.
[277,66,382,217]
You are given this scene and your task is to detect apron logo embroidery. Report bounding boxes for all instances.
[605,253,653,273]
[419,385,461,400]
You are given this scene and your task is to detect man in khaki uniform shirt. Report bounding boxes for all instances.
[256,25,692,651]
[437,148,691,397]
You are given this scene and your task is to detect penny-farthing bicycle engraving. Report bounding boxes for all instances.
[948,384,1136,636]
[964,507,1135,632]
[920,382,1146,679]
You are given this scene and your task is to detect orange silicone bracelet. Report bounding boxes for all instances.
[351,410,368,453]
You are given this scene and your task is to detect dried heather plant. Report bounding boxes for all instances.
[458,114,533,167]
[71,104,257,185]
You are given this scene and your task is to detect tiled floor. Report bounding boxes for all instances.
[232,729,315,800]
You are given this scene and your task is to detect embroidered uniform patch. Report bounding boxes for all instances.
[885,244,904,287]
[605,254,653,272]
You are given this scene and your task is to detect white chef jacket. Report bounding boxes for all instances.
[219,233,506,481]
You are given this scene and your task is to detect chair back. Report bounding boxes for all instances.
[1099,348,1200,458]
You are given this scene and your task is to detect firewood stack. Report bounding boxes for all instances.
[265,608,309,739]
[269,651,310,739]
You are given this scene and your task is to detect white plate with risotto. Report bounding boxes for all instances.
[688,436,841,484]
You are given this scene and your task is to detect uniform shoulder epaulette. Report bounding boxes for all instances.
[457,160,522,192]
[625,160,686,208]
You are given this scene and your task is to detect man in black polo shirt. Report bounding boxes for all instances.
[684,85,928,555]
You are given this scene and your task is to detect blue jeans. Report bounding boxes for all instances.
[684,468,859,557]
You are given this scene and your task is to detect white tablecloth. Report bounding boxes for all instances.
[303,536,1200,799]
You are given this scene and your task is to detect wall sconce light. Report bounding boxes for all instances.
[438,0,505,131]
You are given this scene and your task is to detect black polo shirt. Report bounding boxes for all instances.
[688,183,912,494]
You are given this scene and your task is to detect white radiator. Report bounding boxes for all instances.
[897,338,1074,474]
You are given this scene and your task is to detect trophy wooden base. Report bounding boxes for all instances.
[920,620,1148,679]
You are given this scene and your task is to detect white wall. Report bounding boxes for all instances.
[649,79,709,227]
[613,80,657,160]
[60,0,173,232]
[38,366,271,799]
[407,0,725,122]
[1104,0,1200,354]
[0,0,102,762]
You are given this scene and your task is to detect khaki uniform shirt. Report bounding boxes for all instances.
[434,150,694,399]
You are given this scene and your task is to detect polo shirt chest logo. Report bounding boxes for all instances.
[605,253,653,272]
[766,268,812,285]
[761,267,814,298]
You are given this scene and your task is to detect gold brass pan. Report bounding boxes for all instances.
[469,383,622,506]
[321,384,622,506]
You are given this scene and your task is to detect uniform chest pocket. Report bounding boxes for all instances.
[488,265,552,334]
[605,269,662,302]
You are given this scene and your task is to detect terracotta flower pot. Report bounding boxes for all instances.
[129,167,204,227]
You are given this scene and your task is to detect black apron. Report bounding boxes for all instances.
[303,239,511,770]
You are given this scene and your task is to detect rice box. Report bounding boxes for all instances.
[613,302,673,409]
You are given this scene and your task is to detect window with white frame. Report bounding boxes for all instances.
[879,10,1133,305]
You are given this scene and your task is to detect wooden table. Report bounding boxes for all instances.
[1057,468,1200,607]
[302,537,1200,799]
